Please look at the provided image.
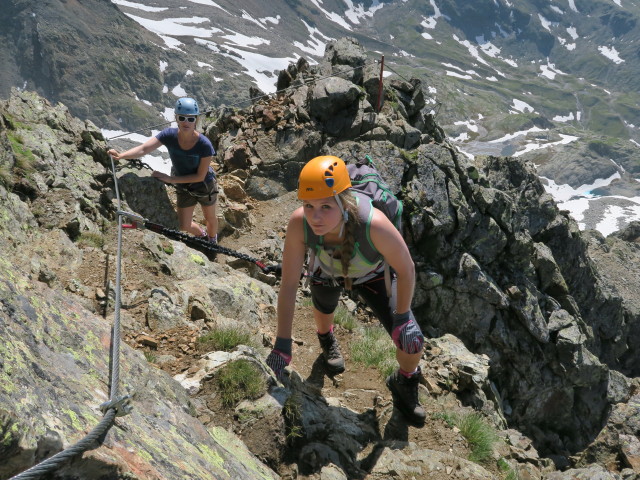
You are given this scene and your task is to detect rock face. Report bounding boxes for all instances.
[3,37,640,479]
[0,89,278,479]
[206,38,640,459]
[0,258,278,480]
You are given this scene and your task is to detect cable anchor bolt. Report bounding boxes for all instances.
[100,393,134,417]
[117,210,147,229]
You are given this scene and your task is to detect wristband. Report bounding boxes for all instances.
[274,336,292,357]
[392,310,411,326]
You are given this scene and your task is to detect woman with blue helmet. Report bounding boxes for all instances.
[108,97,218,242]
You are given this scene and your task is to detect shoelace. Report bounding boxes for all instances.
[327,341,342,359]
[320,336,342,359]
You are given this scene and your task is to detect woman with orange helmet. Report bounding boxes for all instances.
[266,155,426,426]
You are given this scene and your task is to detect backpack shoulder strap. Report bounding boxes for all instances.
[303,216,320,286]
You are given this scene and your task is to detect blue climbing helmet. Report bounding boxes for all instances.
[174,97,199,115]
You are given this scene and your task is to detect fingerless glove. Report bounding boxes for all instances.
[391,311,424,354]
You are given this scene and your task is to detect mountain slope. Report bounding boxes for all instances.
[3,0,639,143]
[2,0,640,234]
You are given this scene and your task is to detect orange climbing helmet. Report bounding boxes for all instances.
[298,156,352,200]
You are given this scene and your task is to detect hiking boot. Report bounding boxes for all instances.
[386,368,426,426]
[318,331,345,374]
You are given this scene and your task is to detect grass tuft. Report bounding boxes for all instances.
[333,304,358,332]
[283,391,304,442]
[498,457,520,480]
[350,325,396,378]
[77,232,105,249]
[215,359,267,407]
[0,166,12,188]
[143,351,157,363]
[434,411,499,464]
[197,327,254,352]
[457,412,498,463]
[301,298,358,332]
[7,132,36,175]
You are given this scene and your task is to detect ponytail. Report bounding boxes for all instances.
[338,191,360,290]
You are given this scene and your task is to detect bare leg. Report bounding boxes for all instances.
[313,308,334,334]
[177,205,202,236]
[396,349,422,373]
[201,203,218,238]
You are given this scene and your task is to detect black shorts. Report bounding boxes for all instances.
[310,272,397,334]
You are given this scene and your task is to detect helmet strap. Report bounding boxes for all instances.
[334,193,348,238]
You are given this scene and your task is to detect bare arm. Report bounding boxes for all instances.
[276,207,307,340]
[107,137,162,160]
[369,209,415,314]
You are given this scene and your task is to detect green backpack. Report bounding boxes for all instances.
[346,155,403,232]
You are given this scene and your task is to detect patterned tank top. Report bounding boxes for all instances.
[303,192,385,283]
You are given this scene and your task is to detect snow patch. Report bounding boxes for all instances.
[509,98,536,114]
[111,0,167,12]
[598,45,625,64]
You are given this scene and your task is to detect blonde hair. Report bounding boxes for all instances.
[338,191,361,290]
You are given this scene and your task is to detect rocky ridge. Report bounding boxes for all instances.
[2,38,640,480]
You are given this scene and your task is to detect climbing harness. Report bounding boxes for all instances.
[118,210,280,275]
[173,173,218,201]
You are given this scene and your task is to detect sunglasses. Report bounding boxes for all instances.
[177,115,197,123]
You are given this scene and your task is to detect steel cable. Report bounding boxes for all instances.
[9,156,132,480]
[8,409,118,480]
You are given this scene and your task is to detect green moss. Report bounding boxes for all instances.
[248,281,263,295]
[3,422,20,446]
[0,374,17,394]
[0,340,29,377]
[7,132,36,174]
[197,443,228,474]
[82,330,101,363]
[0,413,20,452]
[190,254,206,266]
[137,449,153,462]
[63,409,83,430]
[400,149,419,163]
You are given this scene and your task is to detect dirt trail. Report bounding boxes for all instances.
[214,192,483,476]
[108,188,498,479]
